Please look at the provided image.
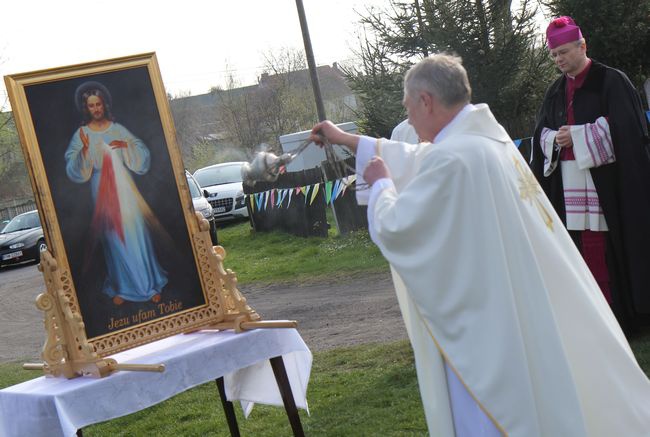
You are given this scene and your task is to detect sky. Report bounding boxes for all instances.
[0,0,394,106]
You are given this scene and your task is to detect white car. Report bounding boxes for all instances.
[186,171,218,245]
[193,162,249,223]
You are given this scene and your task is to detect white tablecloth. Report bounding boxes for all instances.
[0,328,312,437]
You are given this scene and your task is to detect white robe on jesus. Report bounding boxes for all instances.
[359,104,650,436]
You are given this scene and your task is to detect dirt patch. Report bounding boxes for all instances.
[241,271,407,352]
[0,264,407,363]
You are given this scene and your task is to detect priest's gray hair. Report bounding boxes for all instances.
[404,54,472,107]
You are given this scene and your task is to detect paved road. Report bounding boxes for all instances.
[0,263,47,363]
[0,263,407,363]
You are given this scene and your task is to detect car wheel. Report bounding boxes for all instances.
[209,220,219,246]
[37,239,47,254]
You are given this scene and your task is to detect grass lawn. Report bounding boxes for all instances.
[0,341,428,436]
[216,218,388,285]
[2,333,648,436]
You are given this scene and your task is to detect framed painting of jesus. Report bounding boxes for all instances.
[4,53,227,357]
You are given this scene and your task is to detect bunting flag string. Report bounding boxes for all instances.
[247,174,362,213]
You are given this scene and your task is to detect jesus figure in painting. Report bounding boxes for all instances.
[65,81,167,305]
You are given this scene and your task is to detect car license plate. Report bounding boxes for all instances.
[215,207,226,213]
[2,251,23,261]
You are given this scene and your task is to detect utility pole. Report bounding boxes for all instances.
[414,0,429,57]
[294,0,327,122]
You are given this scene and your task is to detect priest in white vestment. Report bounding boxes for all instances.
[390,119,419,144]
[311,54,650,436]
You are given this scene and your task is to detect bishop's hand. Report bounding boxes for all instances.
[555,125,574,148]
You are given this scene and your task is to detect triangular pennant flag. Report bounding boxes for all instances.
[325,181,333,204]
[304,185,311,204]
[331,179,341,203]
[341,176,353,196]
[287,189,294,208]
[296,187,301,195]
[513,139,522,148]
[270,189,275,209]
[338,178,347,197]
[278,189,287,207]
[264,191,270,210]
[309,183,320,205]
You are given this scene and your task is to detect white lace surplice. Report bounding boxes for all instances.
[541,117,614,231]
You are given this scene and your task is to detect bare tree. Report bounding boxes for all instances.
[169,48,354,168]
[255,48,319,148]
[212,73,268,153]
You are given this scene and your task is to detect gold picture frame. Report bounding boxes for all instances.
[4,53,260,367]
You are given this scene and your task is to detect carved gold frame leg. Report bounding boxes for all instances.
[24,250,163,378]
[194,213,297,332]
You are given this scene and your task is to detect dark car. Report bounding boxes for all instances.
[0,210,46,268]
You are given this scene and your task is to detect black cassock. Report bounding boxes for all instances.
[531,60,650,334]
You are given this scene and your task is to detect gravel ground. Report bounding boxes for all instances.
[0,263,407,363]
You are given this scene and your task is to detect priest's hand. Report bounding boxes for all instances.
[310,121,360,153]
[363,157,391,186]
[555,125,574,148]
